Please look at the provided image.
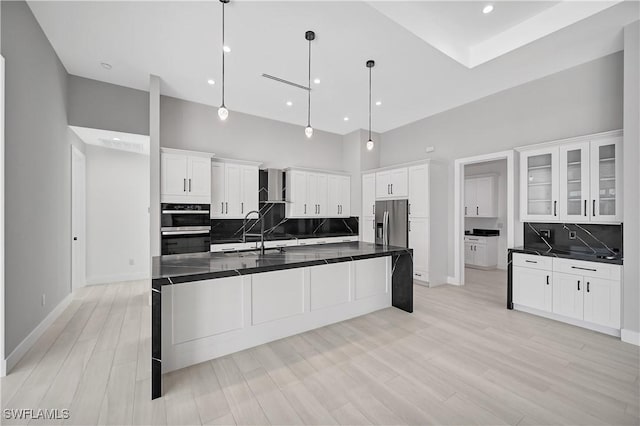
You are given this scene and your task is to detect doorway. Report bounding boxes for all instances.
[71,145,87,291]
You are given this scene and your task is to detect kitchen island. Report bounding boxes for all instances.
[151,241,413,399]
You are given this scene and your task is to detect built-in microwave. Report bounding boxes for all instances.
[161,203,211,255]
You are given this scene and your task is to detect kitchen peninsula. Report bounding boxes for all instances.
[151,241,413,399]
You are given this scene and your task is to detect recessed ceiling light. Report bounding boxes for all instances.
[344,117,349,121]
[223,45,231,53]
[375,101,382,106]
[286,101,293,106]
[207,79,215,85]
[313,78,321,84]
[482,4,494,14]
[100,62,112,70]
[113,137,120,141]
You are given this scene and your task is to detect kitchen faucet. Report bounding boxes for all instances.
[243,210,265,255]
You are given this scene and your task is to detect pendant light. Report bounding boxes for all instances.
[304,30,315,138]
[218,0,230,121]
[366,60,375,151]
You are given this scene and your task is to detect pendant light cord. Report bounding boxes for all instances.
[368,66,372,141]
[307,38,311,127]
[221,1,225,107]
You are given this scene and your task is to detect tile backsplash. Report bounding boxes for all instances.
[524,222,622,256]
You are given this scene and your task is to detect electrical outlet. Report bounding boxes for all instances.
[540,229,551,239]
[568,230,577,240]
[41,294,46,307]
[129,258,135,266]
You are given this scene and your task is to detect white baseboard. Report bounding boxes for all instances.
[86,271,149,286]
[5,293,73,374]
[446,276,460,285]
[514,304,620,337]
[621,329,640,346]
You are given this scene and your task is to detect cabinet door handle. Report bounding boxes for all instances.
[391,184,393,194]
[546,275,549,285]
[408,203,411,215]
[584,199,587,217]
[304,204,307,214]
[476,206,479,216]
[372,205,375,215]
[592,200,596,217]
[387,184,390,194]
[372,219,375,229]
[465,206,467,215]
[587,282,590,293]
[525,260,537,263]
[408,221,411,232]
[225,202,228,214]
[183,179,187,192]
[571,266,597,272]
[241,202,244,214]
[188,178,192,192]
[221,202,224,213]
[554,201,557,217]
[577,280,580,291]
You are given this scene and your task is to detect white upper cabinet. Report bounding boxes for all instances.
[161,150,211,204]
[408,164,429,217]
[559,142,590,221]
[286,169,350,218]
[362,173,376,217]
[520,147,560,222]
[376,168,408,198]
[211,160,259,219]
[590,137,622,223]
[465,175,497,217]
[520,133,622,224]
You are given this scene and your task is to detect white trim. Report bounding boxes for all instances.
[212,157,263,167]
[86,272,150,286]
[361,158,444,174]
[453,150,514,286]
[514,129,622,153]
[514,304,620,337]
[621,329,640,346]
[446,276,459,285]
[0,55,5,377]
[284,166,351,176]
[5,293,73,374]
[160,147,215,159]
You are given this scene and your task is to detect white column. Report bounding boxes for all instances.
[150,75,161,257]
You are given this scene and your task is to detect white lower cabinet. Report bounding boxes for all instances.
[409,217,429,281]
[512,253,621,335]
[464,236,498,269]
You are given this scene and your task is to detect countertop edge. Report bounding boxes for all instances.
[508,247,623,265]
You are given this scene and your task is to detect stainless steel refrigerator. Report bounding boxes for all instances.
[375,200,409,247]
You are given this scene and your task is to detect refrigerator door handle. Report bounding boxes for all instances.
[384,211,390,246]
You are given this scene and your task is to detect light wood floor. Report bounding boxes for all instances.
[2,269,639,425]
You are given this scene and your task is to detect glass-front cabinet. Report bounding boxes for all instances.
[559,143,590,221]
[520,134,622,224]
[520,147,559,222]
[590,137,622,223]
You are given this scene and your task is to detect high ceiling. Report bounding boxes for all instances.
[28,1,638,135]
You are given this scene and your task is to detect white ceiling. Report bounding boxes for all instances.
[29,1,638,135]
[70,126,150,155]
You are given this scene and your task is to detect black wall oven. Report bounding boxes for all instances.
[161,203,211,255]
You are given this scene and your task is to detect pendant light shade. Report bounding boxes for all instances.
[305,30,315,138]
[218,0,230,121]
[366,60,375,150]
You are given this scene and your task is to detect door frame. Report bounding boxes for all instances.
[1,55,6,376]
[71,145,86,291]
[453,150,515,286]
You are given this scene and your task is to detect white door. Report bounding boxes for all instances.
[362,216,375,243]
[552,272,584,320]
[241,166,259,216]
[390,168,408,197]
[225,163,242,217]
[409,217,429,278]
[362,173,376,216]
[187,156,211,199]
[161,153,188,197]
[71,146,86,291]
[327,175,340,217]
[464,179,476,217]
[590,137,622,223]
[520,148,560,221]
[316,174,328,216]
[290,171,308,217]
[375,171,391,198]
[559,142,590,221]
[339,175,351,217]
[211,162,226,217]
[583,277,620,328]
[475,177,496,217]
[408,165,428,217]
[513,266,552,312]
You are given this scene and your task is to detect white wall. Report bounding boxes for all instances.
[342,130,362,217]
[85,144,150,284]
[380,52,623,284]
[464,159,508,270]
[623,21,640,339]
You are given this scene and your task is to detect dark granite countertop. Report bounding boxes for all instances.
[211,233,358,244]
[153,242,411,285]
[509,246,623,265]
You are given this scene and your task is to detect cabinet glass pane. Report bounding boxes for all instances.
[566,149,582,216]
[598,144,616,216]
[527,154,553,216]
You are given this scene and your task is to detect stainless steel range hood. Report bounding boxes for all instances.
[262,169,288,203]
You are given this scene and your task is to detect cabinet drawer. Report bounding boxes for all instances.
[512,253,552,271]
[263,240,298,248]
[211,242,256,252]
[413,270,428,282]
[552,258,621,281]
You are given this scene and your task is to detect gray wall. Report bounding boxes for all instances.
[623,21,640,336]
[2,1,71,355]
[160,96,344,171]
[380,52,624,285]
[68,75,150,136]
